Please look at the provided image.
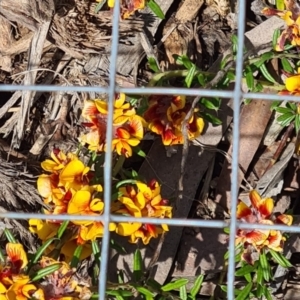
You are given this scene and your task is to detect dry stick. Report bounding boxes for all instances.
[261,122,295,176]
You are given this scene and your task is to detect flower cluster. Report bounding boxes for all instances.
[30,148,172,255]
[144,95,205,146]
[29,148,112,261]
[236,190,293,264]
[98,0,146,19]
[262,0,300,51]
[79,93,145,158]
[112,180,172,244]
[0,243,91,300]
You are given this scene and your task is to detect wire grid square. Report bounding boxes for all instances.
[1,0,300,299]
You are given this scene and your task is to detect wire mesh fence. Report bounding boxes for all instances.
[1,0,300,299]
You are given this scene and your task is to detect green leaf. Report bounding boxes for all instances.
[201,112,222,125]
[180,284,187,300]
[133,146,146,157]
[259,63,277,83]
[245,65,254,90]
[94,0,107,13]
[197,73,206,86]
[281,57,294,73]
[278,113,296,127]
[4,229,16,243]
[276,0,285,10]
[224,227,230,234]
[106,290,133,297]
[161,279,189,292]
[31,263,61,282]
[31,238,56,264]
[180,55,195,70]
[269,249,293,268]
[235,264,256,276]
[136,286,155,298]
[256,284,264,298]
[256,265,264,285]
[220,285,241,296]
[148,57,160,73]
[133,249,143,282]
[295,115,300,133]
[220,54,232,70]
[185,64,197,88]
[273,28,281,49]
[70,245,83,268]
[231,35,238,53]
[147,0,165,19]
[274,106,294,114]
[244,272,252,283]
[190,275,204,297]
[263,286,273,300]
[200,97,221,111]
[236,282,253,300]
[57,220,69,239]
[116,179,138,189]
[271,100,281,110]
[259,250,270,282]
[253,52,274,68]
[286,101,297,110]
[92,240,100,257]
[0,248,4,263]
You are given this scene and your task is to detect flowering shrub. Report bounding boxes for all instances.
[236,190,293,264]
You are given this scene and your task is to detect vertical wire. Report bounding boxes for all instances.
[98,1,120,299]
[227,0,246,299]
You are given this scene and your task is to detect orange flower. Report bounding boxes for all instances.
[236,190,293,263]
[113,180,172,244]
[67,189,104,226]
[104,0,146,19]
[5,244,28,274]
[80,94,145,157]
[262,0,300,50]
[144,95,204,146]
[6,275,43,300]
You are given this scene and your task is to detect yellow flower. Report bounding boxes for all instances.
[144,95,204,146]
[6,275,43,300]
[113,180,172,244]
[67,190,104,226]
[262,0,300,51]
[236,190,293,264]
[29,219,59,241]
[6,244,28,272]
[80,95,145,157]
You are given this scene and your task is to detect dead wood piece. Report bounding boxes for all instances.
[0,16,14,72]
[12,20,52,148]
[163,0,204,66]
[215,95,274,209]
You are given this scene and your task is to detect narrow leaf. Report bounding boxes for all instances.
[161,279,189,292]
[32,237,56,264]
[70,245,83,268]
[190,274,204,297]
[4,229,16,243]
[133,249,143,282]
[180,284,187,300]
[245,65,254,90]
[31,263,61,282]
[106,290,133,297]
[148,57,160,73]
[136,286,155,298]
[236,282,253,300]
[259,63,277,83]
[235,264,256,276]
[147,0,165,19]
[185,64,196,88]
[94,0,107,13]
[259,250,270,282]
[116,179,138,189]
[271,100,281,110]
[269,249,292,268]
[273,28,281,49]
[281,57,294,73]
[57,221,69,239]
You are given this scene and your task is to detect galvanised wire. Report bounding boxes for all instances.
[0,0,300,299]
[227,0,246,297]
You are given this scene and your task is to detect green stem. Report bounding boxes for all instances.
[112,155,126,178]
